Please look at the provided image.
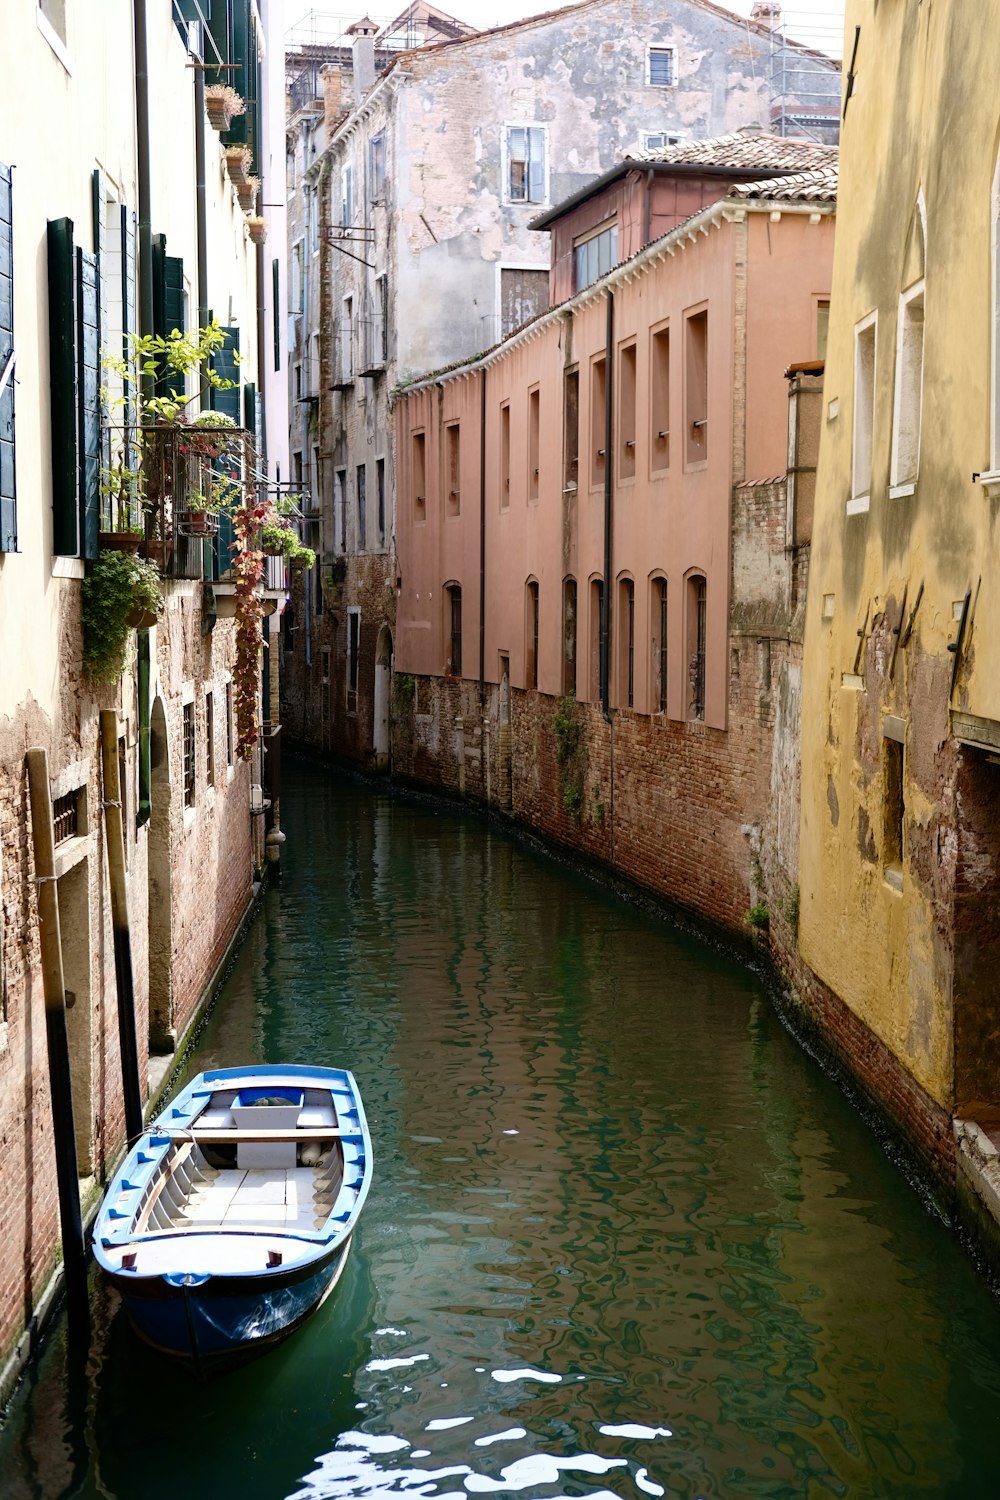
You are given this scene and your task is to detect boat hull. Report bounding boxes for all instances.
[115,1238,352,1367]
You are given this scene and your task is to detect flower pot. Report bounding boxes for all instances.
[99,530,142,555]
[126,605,159,630]
[246,216,267,246]
[224,147,252,187]
[237,176,260,213]
[140,536,172,571]
[179,509,220,537]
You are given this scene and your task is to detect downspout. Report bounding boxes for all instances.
[100,711,143,1146]
[133,0,153,369]
[479,365,487,709]
[643,169,653,248]
[601,289,614,717]
[602,290,615,866]
[194,49,209,397]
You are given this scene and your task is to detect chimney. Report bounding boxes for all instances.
[348,15,378,97]
[321,63,344,140]
[751,2,781,27]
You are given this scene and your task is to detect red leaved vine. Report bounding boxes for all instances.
[232,500,274,760]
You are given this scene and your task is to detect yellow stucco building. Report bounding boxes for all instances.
[800,0,1000,1217]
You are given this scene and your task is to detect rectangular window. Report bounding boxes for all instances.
[376,456,386,544]
[574,222,618,293]
[375,272,389,366]
[205,691,215,786]
[340,295,354,382]
[618,578,635,708]
[0,161,15,552]
[655,577,668,713]
[341,164,353,228]
[685,309,708,466]
[226,681,234,767]
[446,422,461,516]
[852,314,877,503]
[505,125,546,204]
[884,734,904,875]
[335,468,347,551]
[526,581,539,690]
[619,342,636,481]
[688,576,707,721]
[291,240,305,313]
[347,610,360,713]
[643,131,683,151]
[647,46,676,87]
[356,462,367,549]
[182,702,195,807]
[562,578,577,697]
[500,402,511,509]
[891,285,924,489]
[563,368,579,492]
[528,386,540,501]
[590,578,604,702]
[369,134,385,201]
[817,298,830,361]
[651,325,670,473]
[448,586,462,676]
[591,355,607,488]
[412,431,426,518]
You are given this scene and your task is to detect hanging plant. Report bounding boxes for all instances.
[237,175,261,213]
[82,550,164,685]
[205,84,246,133]
[231,500,272,760]
[245,215,267,246]
[224,144,253,187]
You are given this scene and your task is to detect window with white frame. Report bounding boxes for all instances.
[340,164,353,230]
[291,239,305,314]
[851,313,877,507]
[574,221,618,293]
[646,46,676,87]
[642,131,683,151]
[890,282,924,492]
[505,125,547,205]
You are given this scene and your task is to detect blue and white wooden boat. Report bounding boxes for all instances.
[93,1064,372,1368]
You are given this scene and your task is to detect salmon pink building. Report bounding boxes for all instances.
[392,133,835,939]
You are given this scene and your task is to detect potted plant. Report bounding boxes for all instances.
[260,518,316,570]
[224,143,253,187]
[205,84,245,133]
[180,410,239,459]
[237,175,260,213]
[245,215,267,246]
[82,549,164,685]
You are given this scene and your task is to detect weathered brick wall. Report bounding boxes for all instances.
[0,591,255,1372]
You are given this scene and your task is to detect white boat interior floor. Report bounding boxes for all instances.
[175,1168,332,1234]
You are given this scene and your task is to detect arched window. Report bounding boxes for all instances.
[562,577,577,697]
[651,575,668,714]
[687,573,706,721]
[617,575,635,708]
[445,583,462,677]
[525,579,539,690]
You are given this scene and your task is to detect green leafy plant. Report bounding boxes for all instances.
[745,902,770,933]
[82,550,163,685]
[563,784,583,814]
[784,883,800,934]
[553,694,585,818]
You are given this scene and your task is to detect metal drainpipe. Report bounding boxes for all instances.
[644,169,654,247]
[479,365,487,709]
[133,0,153,372]
[194,51,209,398]
[601,289,614,718]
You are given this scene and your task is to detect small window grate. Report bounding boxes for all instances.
[52,790,78,844]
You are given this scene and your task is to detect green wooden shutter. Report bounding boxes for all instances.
[93,172,109,525]
[152,232,166,341]
[164,255,184,335]
[223,1,249,152]
[48,217,79,556]
[211,325,240,578]
[205,0,232,89]
[77,247,100,559]
[243,380,257,449]
[0,162,16,552]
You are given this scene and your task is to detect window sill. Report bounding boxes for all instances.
[977,470,1000,500]
[888,481,915,500]
[883,865,903,893]
[846,493,870,515]
[52,557,86,580]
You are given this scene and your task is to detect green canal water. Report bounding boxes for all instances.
[3,766,1000,1498]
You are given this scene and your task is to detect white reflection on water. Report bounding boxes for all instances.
[490,1367,561,1384]
[464,1453,628,1492]
[427,1416,475,1431]
[367,1353,431,1371]
[474,1428,528,1447]
[598,1424,672,1440]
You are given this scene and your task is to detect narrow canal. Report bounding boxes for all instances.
[4,764,1000,1499]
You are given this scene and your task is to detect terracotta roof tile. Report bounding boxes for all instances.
[728,162,838,202]
[632,128,838,173]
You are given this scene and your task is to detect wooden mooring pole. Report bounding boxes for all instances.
[99,711,144,1144]
[25,748,90,1336]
